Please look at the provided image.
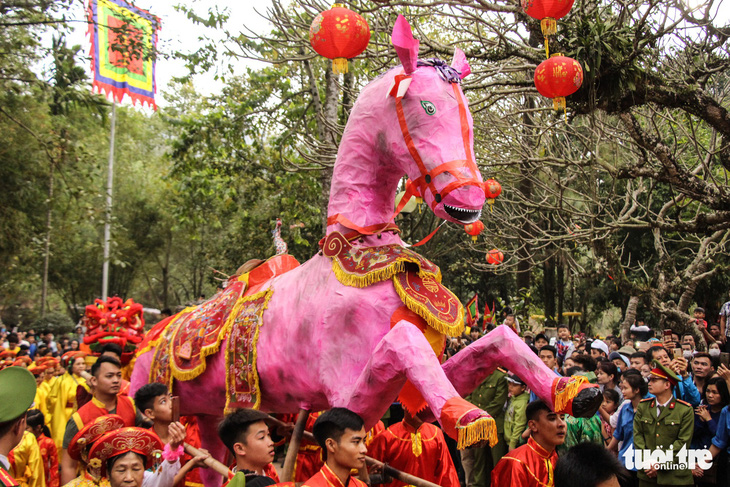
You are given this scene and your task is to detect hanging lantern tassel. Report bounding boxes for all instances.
[333,57,348,74]
[541,18,557,58]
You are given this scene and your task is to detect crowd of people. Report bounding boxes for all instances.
[2,301,730,487]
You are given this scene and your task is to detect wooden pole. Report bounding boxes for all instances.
[364,456,442,487]
[282,408,309,482]
[183,442,232,478]
[266,415,441,487]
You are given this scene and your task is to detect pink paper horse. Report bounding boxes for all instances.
[130,16,600,487]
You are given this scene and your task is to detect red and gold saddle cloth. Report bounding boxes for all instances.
[148,255,298,392]
[152,280,247,385]
[322,232,463,337]
[224,290,272,412]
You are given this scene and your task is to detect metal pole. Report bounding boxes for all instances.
[102,101,116,300]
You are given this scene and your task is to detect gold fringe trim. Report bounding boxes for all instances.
[554,375,588,413]
[393,276,464,337]
[169,288,248,383]
[331,256,442,289]
[456,416,498,449]
[224,289,273,414]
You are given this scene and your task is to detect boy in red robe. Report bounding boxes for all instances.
[303,408,368,487]
[491,400,566,487]
[368,407,459,487]
[60,356,143,485]
[218,409,280,487]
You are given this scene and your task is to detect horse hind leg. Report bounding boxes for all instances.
[442,325,602,417]
[342,320,495,449]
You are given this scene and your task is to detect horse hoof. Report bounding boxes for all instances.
[570,385,603,418]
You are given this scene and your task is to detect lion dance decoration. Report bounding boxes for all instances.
[83,297,145,364]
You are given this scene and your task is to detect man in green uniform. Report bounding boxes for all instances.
[462,367,508,487]
[0,367,37,487]
[633,360,693,487]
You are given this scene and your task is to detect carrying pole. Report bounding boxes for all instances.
[101,101,116,300]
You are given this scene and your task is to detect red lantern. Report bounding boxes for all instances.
[534,54,583,112]
[486,249,504,265]
[522,0,575,36]
[464,220,485,243]
[309,4,371,75]
[522,0,575,57]
[483,179,502,210]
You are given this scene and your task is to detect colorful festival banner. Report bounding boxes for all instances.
[87,0,160,109]
[466,293,479,327]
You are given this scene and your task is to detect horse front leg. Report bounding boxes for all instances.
[340,321,497,449]
[442,326,602,418]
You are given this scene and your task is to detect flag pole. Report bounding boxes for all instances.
[101,100,117,300]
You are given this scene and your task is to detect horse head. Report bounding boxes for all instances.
[388,15,484,225]
[327,15,485,234]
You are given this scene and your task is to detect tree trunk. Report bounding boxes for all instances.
[41,163,54,317]
[543,253,555,322]
[620,295,639,343]
[557,254,565,324]
[516,95,535,291]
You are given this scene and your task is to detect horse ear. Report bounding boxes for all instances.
[392,15,419,74]
[451,48,471,79]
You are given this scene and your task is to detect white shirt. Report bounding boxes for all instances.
[143,459,180,487]
[656,396,673,417]
[0,453,9,471]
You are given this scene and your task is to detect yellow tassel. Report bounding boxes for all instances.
[541,18,557,36]
[411,431,423,457]
[553,96,566,112]
[333,58,348,75]
[456,416,498,449]
[553,375,588,413]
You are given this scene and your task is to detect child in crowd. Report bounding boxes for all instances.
[134,383,208,487]
[503,373,529,451]
[555,324,574,362]
[600,389,619,440]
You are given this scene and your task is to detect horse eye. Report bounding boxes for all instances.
[420,101,436,115]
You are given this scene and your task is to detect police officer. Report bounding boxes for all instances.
[633,360,693,487]
[462,367,509,487]
[0,367,37,487]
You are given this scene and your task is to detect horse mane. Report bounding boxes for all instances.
[415,58,462,84]
[371,57,462,84]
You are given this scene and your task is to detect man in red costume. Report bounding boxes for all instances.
[368,407,459,487]
[60,356,143,484]
[491,400,566,487]
[303,408,368,487]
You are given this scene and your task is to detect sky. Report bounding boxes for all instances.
[63,0,275,108]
